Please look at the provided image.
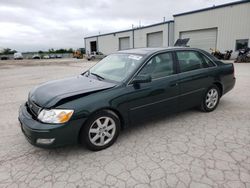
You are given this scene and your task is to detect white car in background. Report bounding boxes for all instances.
[14,52,23,60]
[86,51,106,61]
[43,55,50,59]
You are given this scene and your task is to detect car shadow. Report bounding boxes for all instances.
[34,107,216,157]
[123,108,197,132]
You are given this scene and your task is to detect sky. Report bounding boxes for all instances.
[0,0,238,52]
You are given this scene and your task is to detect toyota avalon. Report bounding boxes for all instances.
[18,48,235,151]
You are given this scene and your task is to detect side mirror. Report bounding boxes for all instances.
[131,75,152,84]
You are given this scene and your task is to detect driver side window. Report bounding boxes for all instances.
[138,52,174,79]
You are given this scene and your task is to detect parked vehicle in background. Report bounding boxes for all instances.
[224,50,233,60]
[210,48,232,60]
[43,55,50,59]
[32,54,41,59]
[14,52,23,60]
[210,49,222,59]
[0,56,9,60]
[235,47,250,63]
[86,51,106,61]
[50,54,57,59]
[18,47,235,151]
[56,54,62,58]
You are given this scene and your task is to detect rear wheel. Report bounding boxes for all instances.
[200,85,220,112]
[80,110,120,151]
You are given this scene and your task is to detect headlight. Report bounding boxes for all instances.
[38,109,74,124]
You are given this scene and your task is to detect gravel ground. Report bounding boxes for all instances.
[0,59,249,188]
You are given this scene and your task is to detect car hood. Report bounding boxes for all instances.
[29,75,116,108]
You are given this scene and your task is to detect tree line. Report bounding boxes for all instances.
[0,48,75,55]
[0,48,17,55]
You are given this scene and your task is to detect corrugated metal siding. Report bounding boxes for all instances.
[147,31,163,47]
[134,24,169,48]
[174,2,250,56]
[119,37,130,50]
[180,28,217,51]
[168,22,175,46]
[86,31,133,55]
[84,22,174,55]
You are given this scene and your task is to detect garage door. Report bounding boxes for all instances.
[119,37,130,50]
[180,28,217,51]
[147,31,163,47]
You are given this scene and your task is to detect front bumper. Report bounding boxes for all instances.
[18,103,86,148]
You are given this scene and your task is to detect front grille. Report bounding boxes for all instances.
[27,99,41,117]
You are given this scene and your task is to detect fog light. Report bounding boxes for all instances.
[36,138,55,145]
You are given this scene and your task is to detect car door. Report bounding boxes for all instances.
[175,50,216,110]
[125,52,179,123]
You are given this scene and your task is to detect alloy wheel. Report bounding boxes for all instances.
[206,88,219,109]
[88,117,116,146]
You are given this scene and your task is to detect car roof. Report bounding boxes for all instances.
[117,47,193,56]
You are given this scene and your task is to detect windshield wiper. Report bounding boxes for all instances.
[91,72,105,80]
[83,70,90,77]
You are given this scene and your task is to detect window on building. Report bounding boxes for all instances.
[235,39,249,51]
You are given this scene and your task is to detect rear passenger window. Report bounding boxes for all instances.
[176,51,204,72]
[201,54,216,67]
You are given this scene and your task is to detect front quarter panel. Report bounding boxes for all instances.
[56,85,130,127]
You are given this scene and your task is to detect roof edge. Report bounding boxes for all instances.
[84,20,174,39]
[174,0,249,17]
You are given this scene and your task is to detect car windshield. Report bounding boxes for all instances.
[89,54,144,82]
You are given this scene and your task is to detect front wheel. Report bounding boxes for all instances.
[80,110,120,151]
[200,85,220,112]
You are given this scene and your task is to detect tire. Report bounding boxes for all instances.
[80,110,120,151]
[238,55,243,63]
[200,85,220,112]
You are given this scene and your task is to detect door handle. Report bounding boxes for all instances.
[170,82,178,87]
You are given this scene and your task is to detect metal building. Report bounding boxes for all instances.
[84,0,250,57]
[84,21,174,55]
[174,0,250,57]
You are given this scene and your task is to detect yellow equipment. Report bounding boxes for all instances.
[73,48,85,59]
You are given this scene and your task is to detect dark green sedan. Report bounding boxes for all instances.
[18,47,235,151]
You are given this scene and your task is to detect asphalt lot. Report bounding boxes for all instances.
[0,59,250,188]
